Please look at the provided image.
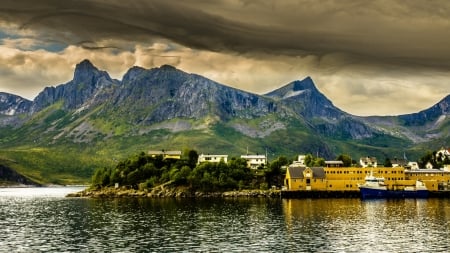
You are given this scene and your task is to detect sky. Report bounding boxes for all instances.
[0,0,449,116]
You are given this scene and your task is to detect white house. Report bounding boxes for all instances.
[407,162,419,170]
[197,154,228,164]
[444,164,450,172]
[360,156,377,168]
[295,155,306,165]
[391,158,408,168]
[437,147,450,161]
[241,154,267,169]
[148,150,182,159]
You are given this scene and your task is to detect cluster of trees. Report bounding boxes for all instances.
[418,150,450,169]
[93,147,450,193]
[91,150,291,192]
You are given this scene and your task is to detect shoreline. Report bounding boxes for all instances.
[67,186,450,199]
[66,186,282,198]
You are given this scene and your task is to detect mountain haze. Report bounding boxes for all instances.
[0,60,448,184]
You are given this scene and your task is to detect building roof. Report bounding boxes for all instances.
[241,155,266,159]
[199,154,228,157]
[148,150,182,155]
[287,166,306,178]
[287,166,325,179]
[325,161,344,165]
[360,156,377,163]
[391,158,408,166]
[405,169,450,174]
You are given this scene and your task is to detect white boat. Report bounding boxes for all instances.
[358,171,428,199]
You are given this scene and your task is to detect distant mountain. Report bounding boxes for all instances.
[265,77,376,139]
[265,77,342,119]
[31,60,120,113]
[399,95,449,127]
[364,95,450,143]
[0,92,31,116]
[0,92,32,126]
[0,59,448,184]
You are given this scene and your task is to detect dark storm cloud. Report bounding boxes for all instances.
[2,0,450,70]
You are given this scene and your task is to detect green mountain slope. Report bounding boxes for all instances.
[0,60,448,184]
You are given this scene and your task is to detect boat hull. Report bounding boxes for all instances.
[359,187,428,199]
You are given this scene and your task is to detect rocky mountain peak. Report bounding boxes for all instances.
[122,66,146,82]
[264,76,318,100]
[159,64,177,71]
[73,59,111,84]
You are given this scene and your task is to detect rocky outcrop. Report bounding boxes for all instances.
[0,164,39,186]
[31,60,119,113]
[0,92,32,116]
[66,186,281,198]
[113,64,280,124]
[399,94,450,127]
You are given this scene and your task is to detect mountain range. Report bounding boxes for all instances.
[0,60,448,184]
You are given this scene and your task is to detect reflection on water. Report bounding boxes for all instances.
[0,188,450,252]
[282,198,450,252]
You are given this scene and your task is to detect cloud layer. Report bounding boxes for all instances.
[0,0,449,115]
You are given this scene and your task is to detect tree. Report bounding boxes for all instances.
[336,154,352,167]
[186,149,199,169]
[384,158,392,167]
[265,156,290,187]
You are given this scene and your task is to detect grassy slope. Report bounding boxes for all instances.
[0,107,446,184]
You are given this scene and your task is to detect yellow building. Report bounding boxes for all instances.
[405,169,450,191]
[285,165,422,191]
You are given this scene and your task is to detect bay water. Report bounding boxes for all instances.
[0,187,449,252]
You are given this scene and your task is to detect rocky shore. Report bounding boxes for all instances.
[66,186,281,198]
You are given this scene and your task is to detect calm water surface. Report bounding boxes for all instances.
[1,187,450,252]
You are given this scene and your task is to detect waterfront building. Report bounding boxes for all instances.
[285,162,450,192]
[197,154,228,164]
[405,169,450,191]
[285,164,413,191]
[325,161,344,167]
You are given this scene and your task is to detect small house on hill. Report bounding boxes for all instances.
[197,154,228,164]
[148,150,182,159]
[360,156,377,168]
[240,154,266,169]
[391,158,408,168]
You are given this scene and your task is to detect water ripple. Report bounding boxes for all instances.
[1,189,450,252]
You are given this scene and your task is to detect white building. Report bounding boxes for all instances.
[407,162,419,170]
[437,147,450,161]
[360,156,377,168]
[197,154,228,164]
[241,154,267,169]
[296,155,306,165]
